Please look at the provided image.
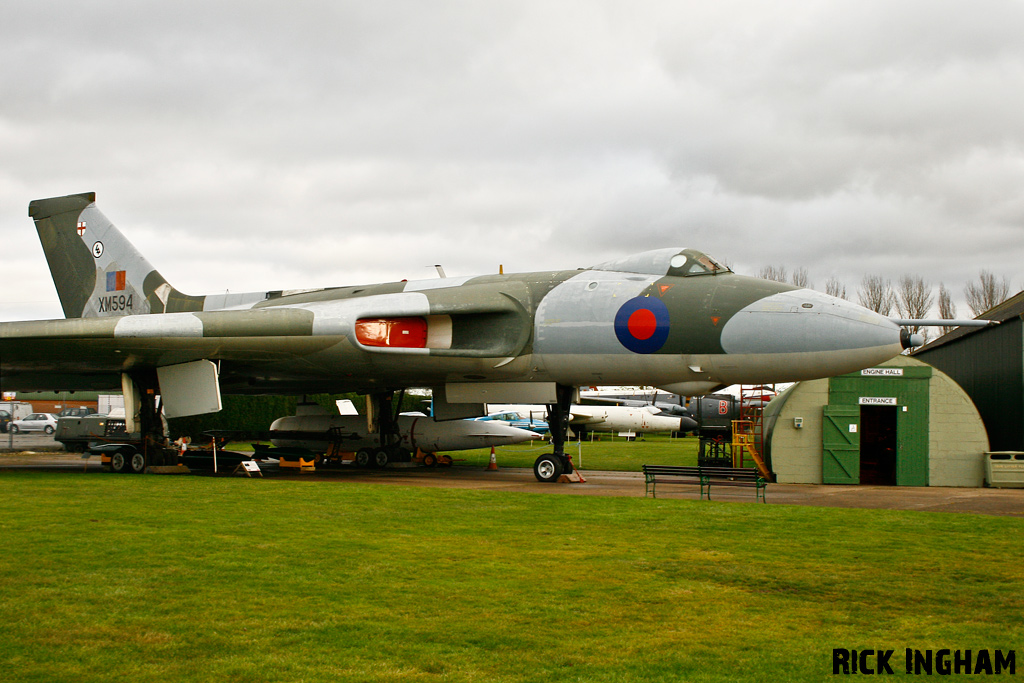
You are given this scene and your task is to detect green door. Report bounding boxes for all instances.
[828,368,931,486]
[823,405,860,484]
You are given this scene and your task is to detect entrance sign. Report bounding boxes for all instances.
[860,397,897,406]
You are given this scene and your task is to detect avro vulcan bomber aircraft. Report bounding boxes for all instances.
[0,193,987,481]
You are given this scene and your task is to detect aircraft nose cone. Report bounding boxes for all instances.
[717,289,903,380]
[720,289,900,354]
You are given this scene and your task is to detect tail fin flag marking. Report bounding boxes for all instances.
[28,192,204,318]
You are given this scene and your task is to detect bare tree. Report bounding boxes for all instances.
[758,265,788,283]
[858,275,895,316]
[937,283,957,335]
[895,275,933,340]
[964,270,1010,316]
[825,277,847,300]
[791,267,810,288]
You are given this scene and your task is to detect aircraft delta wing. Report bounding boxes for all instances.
[0,192,928,480]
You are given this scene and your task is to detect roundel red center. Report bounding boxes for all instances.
[627,308,658,340]
[614,296,671,354]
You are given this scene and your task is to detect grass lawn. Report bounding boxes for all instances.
[443,432,700,471]
[1,471,1022,682]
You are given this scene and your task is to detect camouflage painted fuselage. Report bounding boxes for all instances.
[0,193,905,396]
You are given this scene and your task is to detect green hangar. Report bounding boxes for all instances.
[762,355,989,487]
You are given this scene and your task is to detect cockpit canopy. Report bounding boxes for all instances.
[591,248,730,278]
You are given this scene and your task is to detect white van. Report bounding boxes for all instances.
[0,401,34,421]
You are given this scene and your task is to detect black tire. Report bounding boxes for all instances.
[371,448,389,469]
[423,453,437,467]
[129,452,147,474]
[110,451,129,473]
[533,454,564,482]
[10,425,19,435]
[44,425,55,435]
[355,448,372,468]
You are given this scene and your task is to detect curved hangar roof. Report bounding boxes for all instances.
[763,355,990,487]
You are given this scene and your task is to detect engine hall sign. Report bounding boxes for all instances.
[862,368,904,376]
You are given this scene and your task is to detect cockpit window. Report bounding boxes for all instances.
[674,251,729,276]
[592,248,731,277]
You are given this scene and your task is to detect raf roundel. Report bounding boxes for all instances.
[614,297,671,354]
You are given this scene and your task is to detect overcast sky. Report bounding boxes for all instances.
[2,0,1022,322]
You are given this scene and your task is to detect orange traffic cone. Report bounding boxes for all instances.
[487,447,498,471]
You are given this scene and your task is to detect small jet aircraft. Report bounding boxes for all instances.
[474,410,550,434]
[568,404,696,435]
[0,192,984,481]
[579,386,692,417]
[486,403,696,435]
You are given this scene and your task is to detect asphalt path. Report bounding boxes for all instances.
[0,431,65,452]
[1,449,1022,517]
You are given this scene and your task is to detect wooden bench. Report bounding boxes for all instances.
[642,465,768,502]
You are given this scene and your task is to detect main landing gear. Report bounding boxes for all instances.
[533,384,582,483]
[107,371,177,473]
[358,390,408,469]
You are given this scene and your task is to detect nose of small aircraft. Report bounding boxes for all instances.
[718,288,903,379]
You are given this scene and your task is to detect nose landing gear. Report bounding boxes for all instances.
[533,384,584,483]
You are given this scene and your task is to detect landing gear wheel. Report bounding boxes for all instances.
[355,449,373,468]
[533,454,564,483]
[371,448,389,469]
[423,453,437,467]
[129,452,147,474]
[110,451,129,473]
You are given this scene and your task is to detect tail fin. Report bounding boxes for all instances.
[28,192,204,318]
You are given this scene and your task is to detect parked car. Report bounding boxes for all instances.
[10,413,59,435]
[57,407,97,418]
[0,410,10,433]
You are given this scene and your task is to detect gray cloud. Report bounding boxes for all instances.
[2,0,1022,322]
